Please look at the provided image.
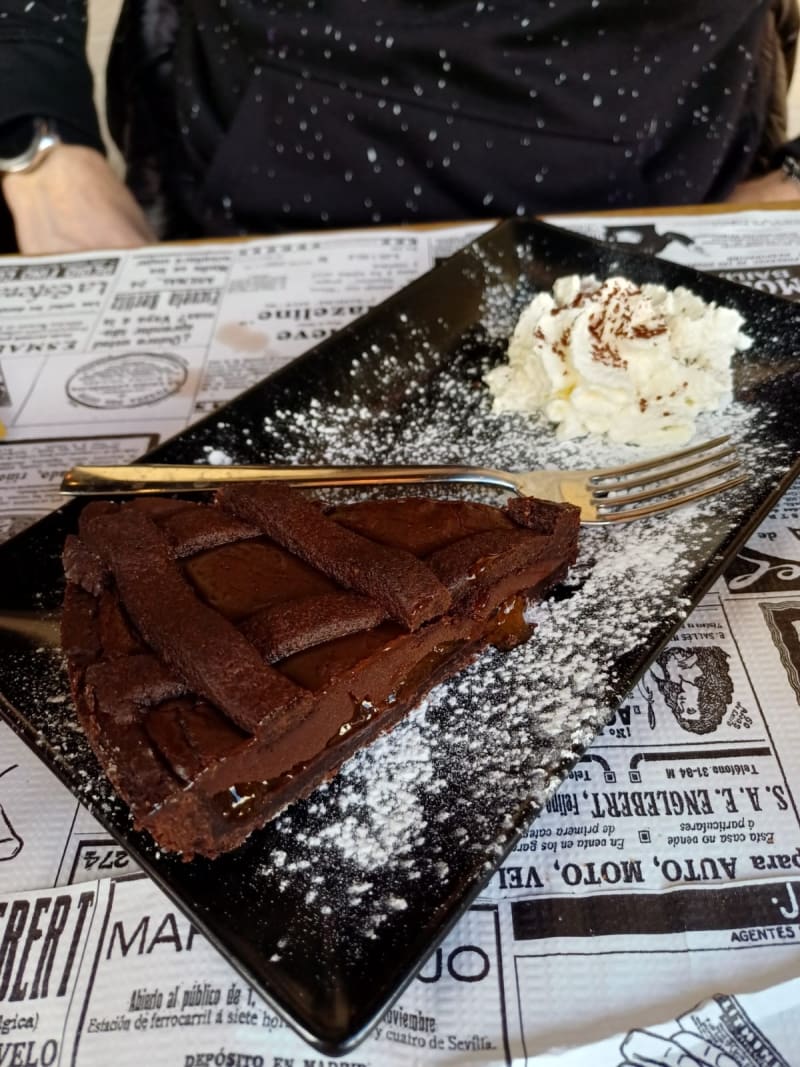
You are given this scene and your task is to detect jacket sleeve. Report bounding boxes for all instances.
[0,0,105,153]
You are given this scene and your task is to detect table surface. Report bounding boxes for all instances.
[0,209,799,1067]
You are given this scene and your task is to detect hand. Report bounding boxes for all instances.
[620,1028,740,1067]
[727,167,800,204]
[2,143,157,255]
[0,804,22,861]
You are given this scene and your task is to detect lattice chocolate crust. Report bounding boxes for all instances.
[61,484,580,859]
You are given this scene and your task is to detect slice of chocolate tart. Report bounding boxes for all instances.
[61,483,579,859]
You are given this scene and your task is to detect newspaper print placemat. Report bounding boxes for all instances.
[1,211,800,1065]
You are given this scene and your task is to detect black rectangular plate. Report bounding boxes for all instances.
[1,220,800,1053]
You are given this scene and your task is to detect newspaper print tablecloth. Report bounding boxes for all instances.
[1,211,800,1066]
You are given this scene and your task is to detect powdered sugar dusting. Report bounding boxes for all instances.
[303,703,437,868]
[9,240,792,948]
[229,261,795,933]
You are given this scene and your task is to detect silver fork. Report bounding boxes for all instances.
[60,435,747,525]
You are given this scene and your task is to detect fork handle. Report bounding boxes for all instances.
[60,463,522,496]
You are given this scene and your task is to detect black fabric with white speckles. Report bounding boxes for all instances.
[157,0,790,232]
[4,0,785,235]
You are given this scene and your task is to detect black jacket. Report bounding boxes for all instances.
[1,0,798,237]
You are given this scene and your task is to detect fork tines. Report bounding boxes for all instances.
[589,435,749,521]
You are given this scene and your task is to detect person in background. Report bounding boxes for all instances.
[1,0,799,255]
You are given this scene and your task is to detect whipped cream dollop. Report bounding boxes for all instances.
[484,274,752,446]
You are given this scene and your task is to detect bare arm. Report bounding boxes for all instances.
[727,167,800,204]
[0,0,155,253]
[2,144,156,255]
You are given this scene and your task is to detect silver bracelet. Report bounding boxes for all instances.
[0,119,62,177]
